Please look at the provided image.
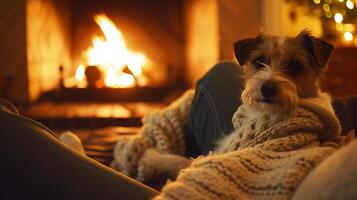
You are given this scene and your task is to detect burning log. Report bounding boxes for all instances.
[85,65,102,88]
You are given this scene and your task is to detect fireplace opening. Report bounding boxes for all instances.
[69,14,149,89]
[43,11,182,103]
[33,0,190,104]
[66,13,172,90]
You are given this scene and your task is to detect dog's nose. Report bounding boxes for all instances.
[261,82,277,98]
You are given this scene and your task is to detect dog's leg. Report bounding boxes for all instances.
[137,148,192,182]
[59,131,86,155]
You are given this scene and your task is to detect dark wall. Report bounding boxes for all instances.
[0,0,28,102]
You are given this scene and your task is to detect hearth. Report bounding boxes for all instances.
[10,0,192,129]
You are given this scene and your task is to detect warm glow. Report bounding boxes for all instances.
[334,13,343,23]
[325,11,332,18]
[313,0,320,4]
[127,53,145,76]
[323,4,330,11]
[104,68,135,88]
[346,0,354,9]
[336,23,344,31]
[75,64,85,81]
[75,14,147,88]
[343,31,354,41]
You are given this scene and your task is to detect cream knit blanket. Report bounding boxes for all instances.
[111,90,194,181]
[111,91,341,199]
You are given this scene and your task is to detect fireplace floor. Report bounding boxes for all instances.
[54,126,140,166]
[17,91,186,169]
[19,101,167,130]
[54,126,167,190]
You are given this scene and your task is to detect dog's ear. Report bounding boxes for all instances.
[297,30,334,68]
[233,36,262,65]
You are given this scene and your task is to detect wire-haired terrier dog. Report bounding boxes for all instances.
[236,30,333,114]
[215,30,334,153]
[139,30,334,179]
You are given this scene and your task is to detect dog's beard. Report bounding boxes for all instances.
[241,70,298,113]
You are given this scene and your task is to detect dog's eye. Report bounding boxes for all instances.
[252,57,265,70]
[287,60,303,74]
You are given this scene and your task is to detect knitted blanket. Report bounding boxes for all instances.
[111,91,341,199]
[111,90,194,181]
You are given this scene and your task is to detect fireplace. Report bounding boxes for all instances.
[1,0,185,103]
[46,11,182,103]
[0,0,262,129]
[0,0,323,130]
[1,0,266,104]
[67,2,187,90]
[67,14,162,89]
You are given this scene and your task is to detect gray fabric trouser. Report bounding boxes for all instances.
[184,61,244,156]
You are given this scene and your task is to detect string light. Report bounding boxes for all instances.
[313,0,321,4]
[346,0,354,9]
[325,11,333,18]
[334,13,344,23]
[343,31,354,41]
[336,23,344,31]
[309,0,356,46]
[323,3,330,11]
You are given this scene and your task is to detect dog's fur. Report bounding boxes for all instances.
[61,30,335,182]
[236,30,333,114]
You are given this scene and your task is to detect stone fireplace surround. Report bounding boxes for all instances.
[0,0,263,103]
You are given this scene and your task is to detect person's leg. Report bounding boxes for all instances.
[332,96,357,135]
[184,61,244,156]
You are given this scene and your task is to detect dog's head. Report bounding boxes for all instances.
[234,30,333,113]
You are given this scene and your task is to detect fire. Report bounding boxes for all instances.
[75,14,147,88]
[75,64,85,81]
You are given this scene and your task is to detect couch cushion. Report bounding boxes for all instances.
[0,98,19,115]
[0,99,158,199]
[293,140,357,200]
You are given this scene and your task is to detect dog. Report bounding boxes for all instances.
[215,30,334,153]
[61,30,335,182]
[138,30,336,180]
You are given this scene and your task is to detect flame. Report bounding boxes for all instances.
[104,68,135,88]
[75,64,85,81]
[75,14,147,88]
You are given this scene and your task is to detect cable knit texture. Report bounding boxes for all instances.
[111,90,194,181]
[154,92,341,200]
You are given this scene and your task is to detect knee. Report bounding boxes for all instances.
[200,61,241,82]
[196,61,244,92]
